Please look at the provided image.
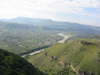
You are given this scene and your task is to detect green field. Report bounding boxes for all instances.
[28,38,100,75]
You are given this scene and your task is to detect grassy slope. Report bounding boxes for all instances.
[28,39,100,75]
[28,51,75,75]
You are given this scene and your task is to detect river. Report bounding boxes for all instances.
[58,33,71,43]
[20,33,71,57]
[21,49,44,57]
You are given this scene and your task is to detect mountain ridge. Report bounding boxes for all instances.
[0,18,100,35]
[0,17,97,27]
[27,38,100,75]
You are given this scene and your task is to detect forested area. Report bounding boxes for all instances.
[0,49,46,75]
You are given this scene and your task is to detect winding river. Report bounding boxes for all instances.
[20,33,71,57]
[58,33,71,43]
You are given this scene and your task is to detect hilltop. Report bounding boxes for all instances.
[0,49,46,75]
[28,38,100,75]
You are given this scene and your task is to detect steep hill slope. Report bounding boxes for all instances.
[0,49,46,75]
[28,39,100,75]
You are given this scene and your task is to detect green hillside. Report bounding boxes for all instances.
[0,49,46,75]
[28,39,100,75]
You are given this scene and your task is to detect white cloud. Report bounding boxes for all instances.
[0,0,100,26]
[0,0,100,17]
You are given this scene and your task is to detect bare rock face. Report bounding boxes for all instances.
[58,60,65,66]
[76,40,96,46]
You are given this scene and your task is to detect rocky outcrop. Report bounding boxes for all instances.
[76,40,97,46]
[44,52,66,66]
[44,52,95,75]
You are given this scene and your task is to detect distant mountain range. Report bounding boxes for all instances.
[0,17,100,34]
[0,17,54,25]
[0,17,96,26]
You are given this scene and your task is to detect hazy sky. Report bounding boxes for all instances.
[0,0,100,26]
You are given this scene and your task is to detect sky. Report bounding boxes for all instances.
[0,0,100,26]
